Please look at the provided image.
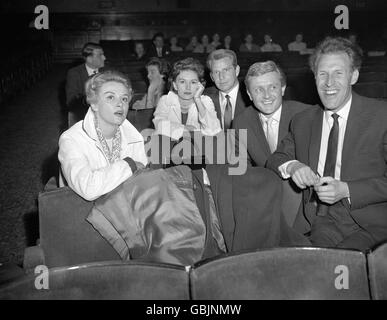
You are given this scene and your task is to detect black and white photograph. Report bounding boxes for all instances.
[0,0,387,306]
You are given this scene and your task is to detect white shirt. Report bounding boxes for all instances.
[219,83,239,128]
[85,64,98,76]
[279,96,352,180]
[259,105,282,150]
[317,96,351,179]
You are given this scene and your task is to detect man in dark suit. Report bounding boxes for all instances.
[267,37,387,251]
[205,49,249,130]
[66,42,106,127]
[233,61,310,226]
[147,33,170,58]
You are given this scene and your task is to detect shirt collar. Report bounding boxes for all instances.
[324,95,352,122]
[259,104,282,123]
[220,82,239,102]
[85,64,98,76]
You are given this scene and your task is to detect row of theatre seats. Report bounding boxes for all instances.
[0,41,52,106]
[103,47,387,104]
[1,176,387,299]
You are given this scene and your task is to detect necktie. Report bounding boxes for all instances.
[264,117,277,153]
[224,94,232,130]
[317,113,340,216]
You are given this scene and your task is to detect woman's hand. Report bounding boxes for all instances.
[193,82,205,100]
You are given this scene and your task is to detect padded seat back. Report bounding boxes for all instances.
[0,261,189,300]
[367,242,387,300]
[190,247,370,300]
[38,187,120,268]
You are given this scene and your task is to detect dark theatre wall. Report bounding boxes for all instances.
[1,0,387,62]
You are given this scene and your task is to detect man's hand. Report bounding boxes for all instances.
[287,161,319,189]
[193,82,205,100]
[314,176,350,204]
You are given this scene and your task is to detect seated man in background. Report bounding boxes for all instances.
[267,36,387,251]
[147,32,170,58]
[66,42,106,127]
[233,61,311,226]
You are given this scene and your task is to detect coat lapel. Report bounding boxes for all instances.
[211,90,222,127]
[278,102,292,144]
[248,108,271,158]
[341,93,365,180]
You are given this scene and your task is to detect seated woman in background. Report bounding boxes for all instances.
[239,33,261,52]
[153,57,221,141]
[131,41,147,61]
[261,34,283,52]
[222,34,236,51]
[211,33,222,50]
[169,35,183,52]
[132,57,171,110]
[193,34,216,53]
[58,70,148,201]
[185,35,199,52]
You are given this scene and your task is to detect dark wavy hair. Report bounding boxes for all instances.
[309,36,363,74]
[170,57,205,85]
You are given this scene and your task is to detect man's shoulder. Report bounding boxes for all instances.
[289,102,321,123]
[283,100,313,113]
[204,86,219,96]
[233,105,257,126]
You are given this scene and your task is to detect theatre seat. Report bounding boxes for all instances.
[190,247,370,300]
[28,183,121,269]
[367,242,387,300]
[0,261,189,300]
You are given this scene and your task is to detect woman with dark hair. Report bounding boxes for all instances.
[58,70,147,201]
[222,34,236,51]
[239,33,261,52]
[153,57,221,140]
[169,35,183,52]
[132,57,171,110]
[185,35,199,52]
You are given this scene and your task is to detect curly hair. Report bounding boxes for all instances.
[309,36,363,74]
[85,70,132,105]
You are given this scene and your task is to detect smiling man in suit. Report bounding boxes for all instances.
[66,42,106,127]
[233,61,311,226]
[267,37,387,251]
[205,49,249,131]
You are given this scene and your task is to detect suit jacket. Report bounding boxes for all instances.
[146,45,171,58]
[233,100,311,166]
[267,93,387,240]
[66,64,90,122]
[204,83,250,129]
